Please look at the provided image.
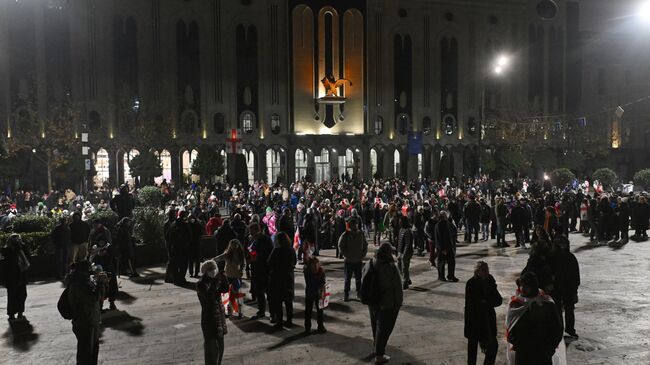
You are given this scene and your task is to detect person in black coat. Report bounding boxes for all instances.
[51,217,71,279]
[214,220,236,272]
[510,201,527,248]
[435,211,458,282]
[164,208,178,283]
[632,195,650,238]
[187,214,204,278]
[0,234,30,320]
[464,196,481,243]
[555,238,580,338]
[116,217,140,278]
[248,223,274,319]
[267,232,297,329]
[618,197,630,243]
[465,261,502,365]
[168,211,192,285]
[109,184,135,219]
[276,208,295,236]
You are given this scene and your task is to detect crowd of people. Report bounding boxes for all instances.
[1,175,649,364]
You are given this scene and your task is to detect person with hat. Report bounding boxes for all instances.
[65,260,102,365]
[0,234,30,320]
[338,215,368,301]
[197,260,229,365]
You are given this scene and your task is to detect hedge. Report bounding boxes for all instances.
[592,168,618,188]
[633,169,650,189]
[10,215,54,233]
[137,186,163,208]
[551,168,575,188]
[0,232,53,256]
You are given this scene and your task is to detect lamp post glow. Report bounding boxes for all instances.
[479,54,511,177]
[638,1,650,22]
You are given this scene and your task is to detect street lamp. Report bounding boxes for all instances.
[478,54,511,177]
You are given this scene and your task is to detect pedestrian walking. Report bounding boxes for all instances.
[197,260,229,365]
[339,216,368,301]
[465,261,502,365]
[0,234,30,320]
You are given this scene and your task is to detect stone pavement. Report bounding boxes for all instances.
[2,232,650,365]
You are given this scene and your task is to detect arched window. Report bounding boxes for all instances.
[467,117,477,135]
[339,148,355,179]
[270,114,281,134]
[213,113,225,134]
[295,149,308,181]
[393,149,401,176]
[242,148,255,185]
[154,149,172,185]
[443,114,456,135]
[423,116,432,135]
[397,114,410,135]
[182,149,198,179]
[266,149,281,183]
[314,148,330,183]
[93,148,110,187]
[241,111,255,134]
[370,148,378,177]
[374,116,384,135]
[123,148,140,185]
[88,111,101,132]
[219,149,228,177]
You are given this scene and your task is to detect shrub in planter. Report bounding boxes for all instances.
[137,186,163,208]
[86,210,119,231]
[0,232,53,256]
[633,169,650,190]
[551,168,575,188]
[592,168,618,189]
[132,207,165,247]
[10,214,53,233]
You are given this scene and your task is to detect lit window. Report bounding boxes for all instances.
[374,116,384,135]
[270,114,281,134]
[241,112,254,134]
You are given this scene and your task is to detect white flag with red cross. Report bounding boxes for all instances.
[226,128,242,154]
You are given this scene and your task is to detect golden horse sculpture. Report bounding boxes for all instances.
[321,75,352,97]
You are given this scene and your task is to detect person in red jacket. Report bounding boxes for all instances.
[206,214,223,236]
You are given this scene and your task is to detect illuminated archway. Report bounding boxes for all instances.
[123,148,140,185]
[93,148,110,187]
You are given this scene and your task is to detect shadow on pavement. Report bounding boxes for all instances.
[400,304,463,321]
[115,291,137,305]
[128,269,166,286]
[100,309,145,336]
[2,318,39,351]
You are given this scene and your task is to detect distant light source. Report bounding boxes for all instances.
[497,55,509,67]
[494,66,503,75]
[543,173,550,181]
[32,148,36,153]
[639,1,650,22]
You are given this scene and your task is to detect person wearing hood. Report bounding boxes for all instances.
[362,242,403,364]
[65,260,102,365]
[197,260,229,365]
[0,234,30,320]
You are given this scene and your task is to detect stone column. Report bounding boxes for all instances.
[422,146,431,179]
[453,148,463,182]
[169,147,181,185]
[285,146,295,184]
[0,1,9,138]
[407,152,419,181]
[258,146,267,183]
[383,146,394,179]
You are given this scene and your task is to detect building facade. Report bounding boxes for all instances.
[0,0,584,186]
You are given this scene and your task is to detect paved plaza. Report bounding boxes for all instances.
[2,232,650,365]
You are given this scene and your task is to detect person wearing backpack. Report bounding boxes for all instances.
[361,242,403,365]
[65,260,102,365]
[338,216,368,302]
